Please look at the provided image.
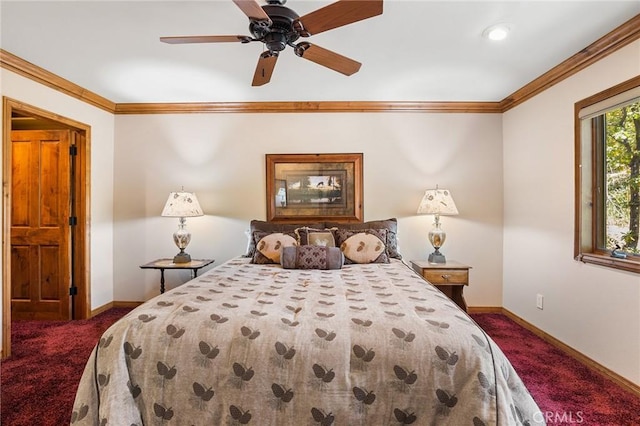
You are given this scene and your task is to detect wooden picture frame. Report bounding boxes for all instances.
[266,153,363,223]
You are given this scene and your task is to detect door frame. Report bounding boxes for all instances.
[2,97,91,358]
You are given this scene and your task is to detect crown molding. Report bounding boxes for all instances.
[500,13,640,112]
[0,49,116,113]
[2,13,639,114]
[114,101,501,114]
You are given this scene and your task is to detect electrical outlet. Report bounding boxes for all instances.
[536,294,544,310]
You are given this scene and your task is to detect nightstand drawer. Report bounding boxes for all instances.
[421,269,468,285]
[411,260,471,312]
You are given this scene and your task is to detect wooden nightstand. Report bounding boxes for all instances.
[411,260,471,312]
[140,258,215,294]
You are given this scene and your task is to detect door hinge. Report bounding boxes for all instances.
[69,216,78,226]
[69,286,78,296]
[69,145,78,156]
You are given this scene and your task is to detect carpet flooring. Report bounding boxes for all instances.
[1,308,131,426]
[472,314,640,426]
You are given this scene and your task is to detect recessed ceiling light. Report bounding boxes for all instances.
[482,24,511,41]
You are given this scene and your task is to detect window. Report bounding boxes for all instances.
[575,75,640,274]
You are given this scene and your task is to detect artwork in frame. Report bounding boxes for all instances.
[266,153,363,223]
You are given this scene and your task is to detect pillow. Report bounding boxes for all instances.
[281,245,343,270]
[326,218,401,260]
[251,231,298,264]
[244,220,325,257]
[296,227,336,247]
[334,229,389,264]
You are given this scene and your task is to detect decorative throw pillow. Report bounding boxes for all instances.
[244,220,324,257]
[251,231,298,264]
[326,218,402,260]
[334,229,389,264]
[296,227,336,247]
[281,245,343,270]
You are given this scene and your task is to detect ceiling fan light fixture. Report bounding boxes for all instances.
[482,24,511,41]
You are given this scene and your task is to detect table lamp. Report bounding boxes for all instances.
[161,191,204,263]
[417,186,459,264]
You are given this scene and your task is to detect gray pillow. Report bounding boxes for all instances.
[281,245,343,270]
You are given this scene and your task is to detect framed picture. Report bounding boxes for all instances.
[266,153,363,223]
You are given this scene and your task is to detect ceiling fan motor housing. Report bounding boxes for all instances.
[249,4,300,52]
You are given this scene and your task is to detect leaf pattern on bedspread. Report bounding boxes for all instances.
[71,257,544,425]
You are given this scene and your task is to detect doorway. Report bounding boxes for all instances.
[2,97,91,358]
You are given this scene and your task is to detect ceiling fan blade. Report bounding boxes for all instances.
[252,51,278,86]
[233,0,271,24]
[160,35,252,44]
[295,0,383,36]
[295,42,361,76]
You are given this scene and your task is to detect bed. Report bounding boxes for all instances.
[71,219,544,425]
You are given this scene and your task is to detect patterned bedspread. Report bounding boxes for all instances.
[71,257,544,425]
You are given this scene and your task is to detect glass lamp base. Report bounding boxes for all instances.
[172,217,192,263]
[428,217,447,264]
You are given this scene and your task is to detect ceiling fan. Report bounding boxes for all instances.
[160,0,383,86]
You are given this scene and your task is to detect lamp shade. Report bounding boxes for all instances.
[161,192,204,217]
[416,188,459,216]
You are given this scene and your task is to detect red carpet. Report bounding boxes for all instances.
[472,314,640,426]
[1,308,130,426]
[1,310,638,425]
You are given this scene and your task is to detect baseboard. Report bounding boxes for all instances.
[90,302,113,316]
[90,300,143,316]
[498,308,640,398]
[467,306,503,314]
[113,301,144,309]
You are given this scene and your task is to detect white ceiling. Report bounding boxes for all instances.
[2,0,639,104]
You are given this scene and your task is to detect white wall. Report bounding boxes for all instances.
[113,112,504,304]
[503,40,640,385]
[0,69,117,314]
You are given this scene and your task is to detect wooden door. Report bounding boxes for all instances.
[10,130,72,320]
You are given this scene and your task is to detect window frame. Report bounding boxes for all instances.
[574,75,640,274]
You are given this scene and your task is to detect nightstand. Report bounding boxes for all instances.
[140,258,215,294]
[410,260,471,312]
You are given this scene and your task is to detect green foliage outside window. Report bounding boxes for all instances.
[605,101,640,254]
